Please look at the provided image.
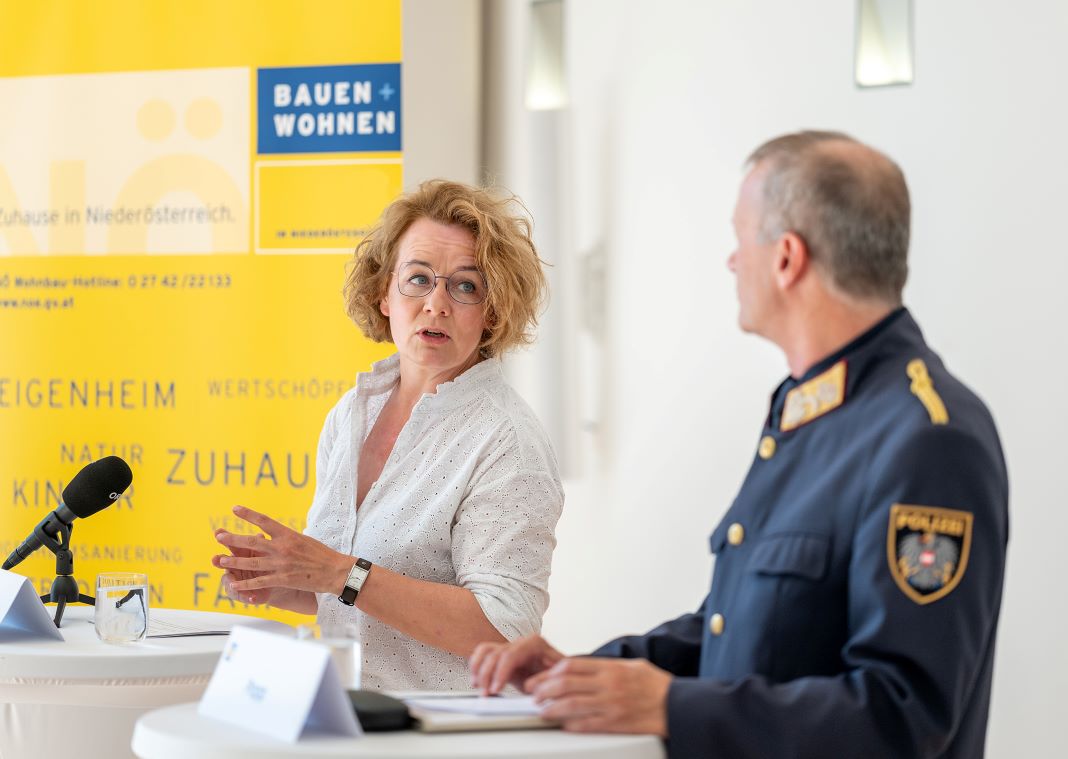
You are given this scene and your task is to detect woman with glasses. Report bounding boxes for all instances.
[211,180,563,691]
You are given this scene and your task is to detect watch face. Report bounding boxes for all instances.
[348,566,368,587]
[340,559,371,606]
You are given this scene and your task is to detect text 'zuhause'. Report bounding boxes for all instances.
[272,81,396,138]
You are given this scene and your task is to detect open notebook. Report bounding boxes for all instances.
[400,694,555,733]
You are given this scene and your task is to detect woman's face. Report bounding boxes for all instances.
[381,218,488,378]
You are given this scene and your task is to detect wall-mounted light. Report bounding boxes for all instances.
[525,0,567,110]
[855,0,913,88]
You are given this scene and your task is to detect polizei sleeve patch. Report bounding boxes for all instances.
[888,503,973,605]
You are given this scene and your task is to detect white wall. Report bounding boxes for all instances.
[484,1,1067,756]
[403,0,481,187]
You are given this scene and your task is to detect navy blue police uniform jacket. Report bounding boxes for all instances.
[594,309,1008,758]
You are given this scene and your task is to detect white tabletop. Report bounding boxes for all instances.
[132,702,666,759]
[0,606,263,680]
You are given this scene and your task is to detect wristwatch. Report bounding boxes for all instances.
[338,558,373,606]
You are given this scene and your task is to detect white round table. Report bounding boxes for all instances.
[0,606,267,759]
[132,702,667,759]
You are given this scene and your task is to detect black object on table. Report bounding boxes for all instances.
[347,690,414,731]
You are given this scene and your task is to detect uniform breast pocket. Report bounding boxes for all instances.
[748,532,830,581]
[746,532,840,681]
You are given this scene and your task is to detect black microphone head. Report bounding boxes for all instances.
[61,456,133,519]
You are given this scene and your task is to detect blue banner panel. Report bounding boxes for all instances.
[257,63,402,154]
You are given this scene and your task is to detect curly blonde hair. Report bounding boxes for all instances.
[344,179,547,358]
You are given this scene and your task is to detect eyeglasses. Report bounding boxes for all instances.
[395,261,488,305]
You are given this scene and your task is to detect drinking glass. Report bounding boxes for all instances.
[296,621,361,689]
[95,572,148,643]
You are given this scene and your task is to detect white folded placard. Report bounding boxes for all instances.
[0,569,64,640]
[197,624,362,742]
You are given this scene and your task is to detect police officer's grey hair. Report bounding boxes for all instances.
[746,130,910,305]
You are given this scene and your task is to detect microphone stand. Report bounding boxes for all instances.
[36,520,94,628]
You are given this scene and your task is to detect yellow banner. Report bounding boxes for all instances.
[0,1,401,624]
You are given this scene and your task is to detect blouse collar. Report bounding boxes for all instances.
[356,353,504,413]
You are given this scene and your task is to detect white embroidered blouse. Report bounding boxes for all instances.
[304,354,563,691]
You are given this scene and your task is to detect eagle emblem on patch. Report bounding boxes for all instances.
[887,504,973,604]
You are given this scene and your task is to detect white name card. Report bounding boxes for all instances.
[0,569,64,640]
[198,625,362,742]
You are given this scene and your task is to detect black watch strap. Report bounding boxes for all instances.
[338,557,372,606]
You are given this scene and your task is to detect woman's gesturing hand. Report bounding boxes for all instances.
[212,505,353,597]
[211,535,273,605]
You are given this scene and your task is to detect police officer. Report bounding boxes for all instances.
[469,131,1008,758]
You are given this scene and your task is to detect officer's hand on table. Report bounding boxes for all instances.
[528,657,672,737]
[212,505,352,596]
[470,635,565,695]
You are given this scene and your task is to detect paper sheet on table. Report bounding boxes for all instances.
[82,614,291,638]
[146,617,233,637]
[404,695,541,716]
[150,616,292,638]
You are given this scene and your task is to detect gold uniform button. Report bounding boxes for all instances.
[758,436,776,460]
[727,523,745,546]
[709,613,725,636]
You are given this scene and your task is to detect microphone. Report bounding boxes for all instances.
[2,456,133,571]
